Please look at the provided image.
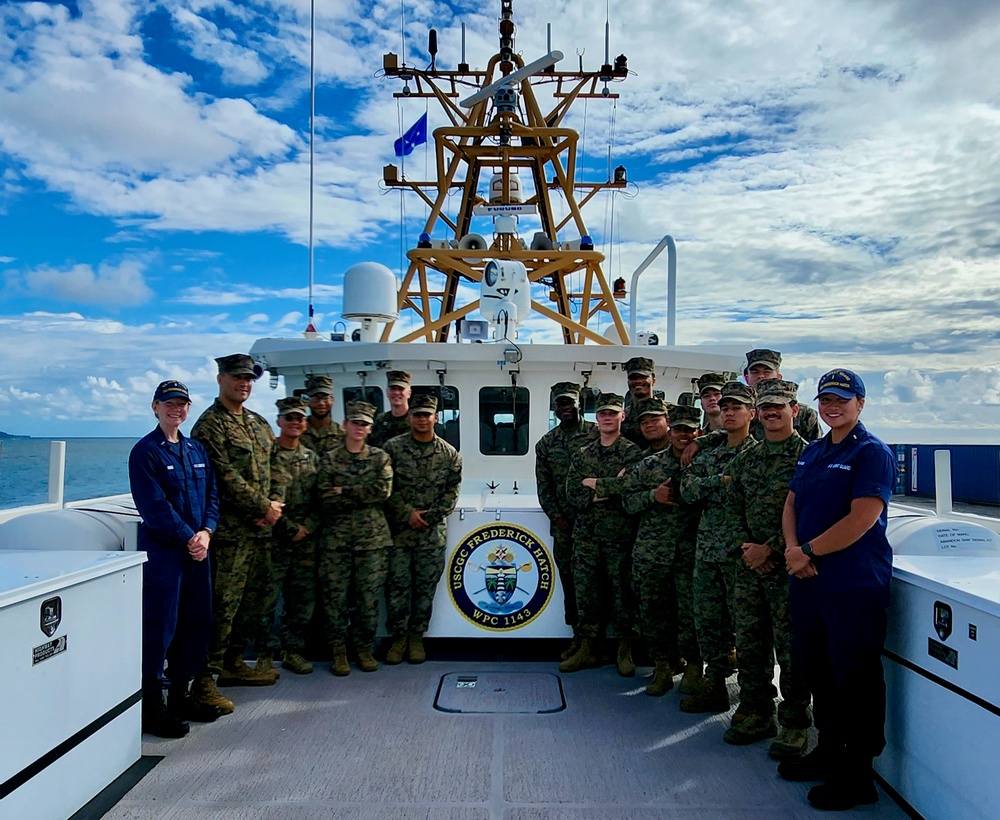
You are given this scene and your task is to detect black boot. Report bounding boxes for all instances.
[168,682,224,723]
[142,691,189,738]
[807,757,878,811]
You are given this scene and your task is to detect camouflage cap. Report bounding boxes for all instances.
[624,356,655,377]
[746,348,782,371]
[697,372,726,395]
[387,370,411,387]
[409,394,438,414]
[345,400,377,423]
[305,374,333,396]
[669,404,702,429]
[276,396,309,416]
[551,381,582,401]
[153,379,190,402]
[635,397,669,417]
[755,378,799,406]
[216,353,263,379]
[595,391,626,412]
[719,381,756,405]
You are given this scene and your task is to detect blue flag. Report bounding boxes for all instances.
[394,113,428,157]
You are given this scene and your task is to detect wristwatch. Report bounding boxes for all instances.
[800,541,814,556]
[200,527,214,536]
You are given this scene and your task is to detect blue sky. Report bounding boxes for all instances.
[2,0,1000,442]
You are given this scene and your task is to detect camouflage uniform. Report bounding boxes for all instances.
[301,419,344,454]
[191,395,275,675]
[680,423,756,682]
[261,438,320,656]
[566,434,642,639]
[369,411,410,449]
[383,420,463,637]
[598,445,700,664]
[621,356,656,448]
[317,437,393,649]
[729,396,811,729]
[534,397,598,628]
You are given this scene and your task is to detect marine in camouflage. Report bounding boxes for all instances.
[382,430,462,636]
[369,410,411,448]
[191,398,276,674]
[535,398,598,628]
[728,418,811,726]
[566,435,642,639]
[317,438,393,648]
[258,440,320,655]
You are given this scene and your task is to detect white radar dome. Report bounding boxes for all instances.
[342,262,399,322]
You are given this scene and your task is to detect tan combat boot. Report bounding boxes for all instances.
[616,639,636,678]
[255,653,281,679]
[408,634,427,664]
[331,642,350,676]
[679,677,730,713]
[645,660,674,696]
[281,651,313,675]
[559,638,600,673]
[560,633,581,661]
[217,656,277,687]
[357,648,378,672]
[385,636,407,665]
[191,675,234,715]
[679,659,705,695]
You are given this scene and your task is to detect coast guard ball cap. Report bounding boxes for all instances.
[276,396,309,417]
[216,354,263,379]
[386,370,411,387]
[745,348,782,371]
[595,392,626,412]
[409,395,438,414]
[816,369,866,400]
[154,380,190,402]
[697,373,726,395]
[305,374,333,396]
[719,381,756,405]
[624,356,655,377]
[551,381,582,401]
[669,404,702,429]
[636,397,669,417]
[345,400,377,423]
[755,379,799,406]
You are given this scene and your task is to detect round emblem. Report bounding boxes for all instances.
[449,522,554,631]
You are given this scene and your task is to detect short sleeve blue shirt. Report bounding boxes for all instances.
[788,421,897,592]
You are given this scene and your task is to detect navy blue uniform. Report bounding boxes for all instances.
[788,421,896,769]
[130,428,219,696]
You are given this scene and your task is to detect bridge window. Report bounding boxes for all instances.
[480,386,529,455]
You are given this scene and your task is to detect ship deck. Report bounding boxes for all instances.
[94,644,909,820]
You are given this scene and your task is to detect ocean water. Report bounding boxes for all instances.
[0,437,138,510]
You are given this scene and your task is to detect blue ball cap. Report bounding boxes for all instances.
[815,369,865,400]
[154,379,190,402]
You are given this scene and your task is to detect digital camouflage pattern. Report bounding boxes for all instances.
[191,400,276,674]
[728,432,811,725]
[382,433,463,636]
[257,441,320,654]
[300,418,344,454]
[598,448,700,663]
[681,435,756,680]
[620,393,646,448]
[317,439,393,646]
[565,436,642,639]
[535,417,599,626]
[369,410,411,448]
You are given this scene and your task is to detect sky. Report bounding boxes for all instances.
[1,0,999,443]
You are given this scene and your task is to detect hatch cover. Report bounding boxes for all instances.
[434,672,565,713]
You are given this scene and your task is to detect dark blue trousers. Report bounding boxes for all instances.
[142,544,213,694]
[790,582,889,768]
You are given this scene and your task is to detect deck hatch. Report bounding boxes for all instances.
[434,671,565,713]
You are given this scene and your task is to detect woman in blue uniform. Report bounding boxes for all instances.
[780,369,897,811]
[129,380,221,737]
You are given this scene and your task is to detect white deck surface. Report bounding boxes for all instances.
[106,657,908,819]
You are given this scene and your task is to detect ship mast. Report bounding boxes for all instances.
[381,0,629,344]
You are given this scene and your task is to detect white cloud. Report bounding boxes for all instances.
[884,368,936,403]
[17,260,154,306]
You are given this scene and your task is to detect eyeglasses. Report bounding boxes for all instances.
[281,414,307,422]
